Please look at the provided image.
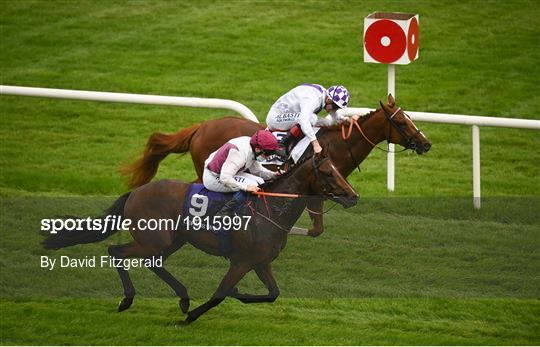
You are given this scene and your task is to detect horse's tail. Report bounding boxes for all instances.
[42,192,131,250]
[122,123,201,189]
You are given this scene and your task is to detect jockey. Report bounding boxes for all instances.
[203,129,280,216]
[266,84,351,155]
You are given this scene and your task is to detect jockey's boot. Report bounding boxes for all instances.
[214,190,247,256]
[278,124,303,157]
[215,190,247,217]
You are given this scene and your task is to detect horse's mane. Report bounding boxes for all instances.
[258,154,313,190]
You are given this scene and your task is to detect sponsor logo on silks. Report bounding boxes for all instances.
[276,113,300,122]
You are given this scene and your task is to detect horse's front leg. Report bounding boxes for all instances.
[179,262,251,325]
[307,199,325,237]
[230,263,280,303]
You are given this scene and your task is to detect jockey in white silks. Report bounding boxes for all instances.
[203,129,280,216]
[266,84,355,155]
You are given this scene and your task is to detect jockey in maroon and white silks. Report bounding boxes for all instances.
[203,130,279,193]
[266,84,351,154]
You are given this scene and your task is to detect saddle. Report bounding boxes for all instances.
[263,127,321,165]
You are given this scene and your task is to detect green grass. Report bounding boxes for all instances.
[1,196,539,344]
[1,298,538,345]
[1,0,539,345]
[1,0,539,197]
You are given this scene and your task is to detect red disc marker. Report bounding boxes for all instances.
[407,17,419,61]
[364,19,406,64]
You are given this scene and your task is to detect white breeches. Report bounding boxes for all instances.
[202,169,265,193]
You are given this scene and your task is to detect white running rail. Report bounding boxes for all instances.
[0,85,259,123]
[3,85,539,209]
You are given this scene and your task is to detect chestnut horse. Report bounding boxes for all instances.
[124,95,431,236]
[44,153,358,324]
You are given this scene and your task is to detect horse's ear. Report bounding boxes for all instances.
[379,100,385,109]
[388,93,395,107]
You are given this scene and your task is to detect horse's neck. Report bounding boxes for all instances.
[325,111,387,177]
[255,164,312,235]
[265,162,312,194]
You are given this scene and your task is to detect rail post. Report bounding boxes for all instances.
[472,125,481,209]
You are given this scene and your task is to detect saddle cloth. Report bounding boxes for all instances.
[261,128,321,165]
[182,184,248,234]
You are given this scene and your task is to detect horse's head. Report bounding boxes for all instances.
[309,152,358,208]
[380,94,432,154]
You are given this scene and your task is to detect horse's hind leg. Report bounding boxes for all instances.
[180,263,250,325]
[148,241,190,313]
[108,242,156,312]
[230,263,280,303]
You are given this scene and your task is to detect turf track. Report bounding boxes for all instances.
[1,1,539,345]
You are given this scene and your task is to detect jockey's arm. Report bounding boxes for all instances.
[315,111,346,127]
[299,98,322,153]
[249,161,278,180]
[330,110,348,124]
[315,115,334,127]
[298,98,319,141]
[219,152,248,191]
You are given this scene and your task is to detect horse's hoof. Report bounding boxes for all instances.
[307,229,322,238]
[118,297,134,312]
[176,315,194,326]
[179,298,190,314]
[175,320,190,327]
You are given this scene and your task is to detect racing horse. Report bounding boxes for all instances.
[43,152,358,324]
[123,94,431,236]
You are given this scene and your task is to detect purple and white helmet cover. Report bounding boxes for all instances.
[326,85,349,109]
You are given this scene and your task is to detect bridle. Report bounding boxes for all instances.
[379,102,422,152]
[252,155,342,231]
[341,103,422,154]
[264,155,340,199]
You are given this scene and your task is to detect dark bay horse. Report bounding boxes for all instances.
[123,94,431,236]
[44,153,358,324]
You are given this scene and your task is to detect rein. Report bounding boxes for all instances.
[252,191,300,198]
[250,156,342,231]
[254,210,290,233]
[305,202,338,215]
[252,197,338,234]
[340,115,408,154]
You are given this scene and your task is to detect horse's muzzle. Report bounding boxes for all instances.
[409,139,432,154]
[332,193,358,209]
[416,141,432,154]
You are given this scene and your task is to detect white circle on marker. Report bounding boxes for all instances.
[411,34,416,44]
[381,36,391,47]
